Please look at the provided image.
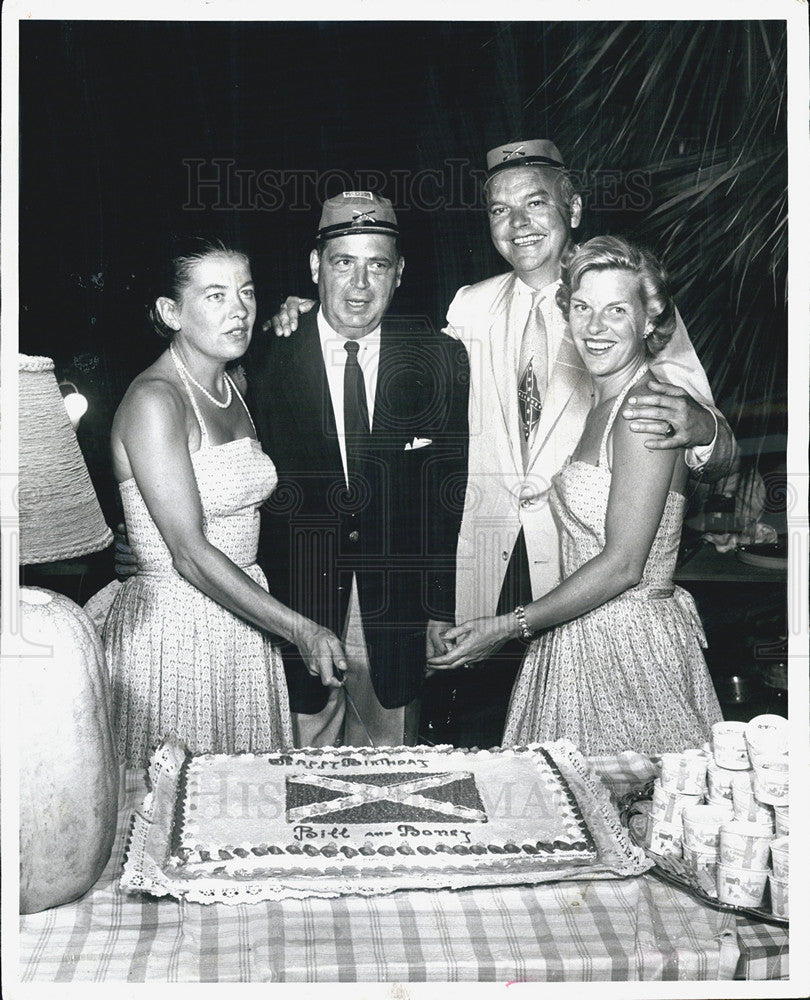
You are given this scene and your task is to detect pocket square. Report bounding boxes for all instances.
[404,437,432,451]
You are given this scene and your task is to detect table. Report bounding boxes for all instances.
[16,758,789,983]
[675,541,787,585]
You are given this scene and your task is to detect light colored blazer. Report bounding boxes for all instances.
[445,271,736,623]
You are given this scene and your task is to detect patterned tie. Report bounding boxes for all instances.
[518,291,548,469]
[343,340,370,479]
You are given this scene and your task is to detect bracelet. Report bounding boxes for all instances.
[513,605,533,641]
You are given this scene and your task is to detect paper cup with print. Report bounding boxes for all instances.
[712,721,750,770]
[717,863,768,907]
[683,843,719,881]
[745,714,788,760]
[660,749,709,794]
[774,805,789,836]
[719,820,772,870]
[705,794,735,818]
[770,836,789,880]
[682,804,729,852]
[706,759,736,802]
[648,818,683,857]
[651,779,702,825]
[768,874,789,918]
[731,775,775,828]
[752,754,789,805]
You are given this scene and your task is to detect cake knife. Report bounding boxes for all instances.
[334,664,376,747]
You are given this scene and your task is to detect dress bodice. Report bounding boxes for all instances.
[120,437,277,573]
[551,362,685,597]
[551,462,684,596]
[119,360,277,574]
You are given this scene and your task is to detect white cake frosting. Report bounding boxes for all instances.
[174,744,597,878]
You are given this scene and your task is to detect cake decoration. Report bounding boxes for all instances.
[122,740,651,904]
[285,770,488,825]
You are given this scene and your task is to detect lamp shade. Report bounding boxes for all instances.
[18,355,112,564]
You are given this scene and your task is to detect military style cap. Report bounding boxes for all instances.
[317,191,399,240]
[485,139,565,179]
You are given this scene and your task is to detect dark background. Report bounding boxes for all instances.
[20,20,788,524]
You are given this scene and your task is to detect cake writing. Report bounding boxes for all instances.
[286,771,488,825]
[267,754,430,770]
[292,824,475,844]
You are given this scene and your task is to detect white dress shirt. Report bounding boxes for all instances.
[317,308,381,485]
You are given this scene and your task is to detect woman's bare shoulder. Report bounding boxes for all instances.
[113,358,186,438]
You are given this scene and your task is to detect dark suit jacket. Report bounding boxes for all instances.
[246,309,469,714]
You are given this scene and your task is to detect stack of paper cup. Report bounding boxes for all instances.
[711,721,750,770]
[731,771,775,829]
[648,749,710,857]
[648,779,701,856]
[745,714,789,761]
[647,713,788,917]
[774,805,789,837]
[706,757,736,805]
[745,715,789,810]
[660,749,709,794]
[751,754,789,806]
[681,804,728,878]
[769,836,789,918]
[717,820,772,907]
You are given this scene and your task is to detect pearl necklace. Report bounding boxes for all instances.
[170,344,233,409]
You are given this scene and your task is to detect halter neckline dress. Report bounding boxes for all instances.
[104,368,292,767]
[503,362,723,756]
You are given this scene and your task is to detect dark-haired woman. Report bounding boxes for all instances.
[103,239,345,766]
[430,236,722,755]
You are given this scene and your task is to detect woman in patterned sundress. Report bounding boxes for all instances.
[429,236,722,755]
[104,237,346,766]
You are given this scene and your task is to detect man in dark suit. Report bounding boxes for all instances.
[247,192,468,747]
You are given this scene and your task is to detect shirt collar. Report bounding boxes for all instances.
[514,275,561,303]
[317,306,382,349]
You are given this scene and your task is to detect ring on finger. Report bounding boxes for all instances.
[664,422,676,438]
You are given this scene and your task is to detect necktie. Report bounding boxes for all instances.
[343,339,370,479]
[518,291,548,469]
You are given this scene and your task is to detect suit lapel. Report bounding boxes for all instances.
[488,274,524,477]
[373,322,424,439]
[373,324,399,436]
[276,311,342,473]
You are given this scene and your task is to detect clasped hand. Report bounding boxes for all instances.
[427,614,516,671]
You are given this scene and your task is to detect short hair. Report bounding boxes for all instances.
[146,236,250,340]
[556,235,676,355]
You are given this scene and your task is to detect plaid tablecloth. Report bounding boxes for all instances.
[16,757,789,983]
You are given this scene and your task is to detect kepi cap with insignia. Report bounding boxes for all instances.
[317,191,399,240]
[485,139,565,179]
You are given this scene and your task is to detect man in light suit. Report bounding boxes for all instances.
[248,192,468,748]
[430,139,736,737]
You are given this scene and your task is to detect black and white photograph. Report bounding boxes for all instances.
[2,2,808,995]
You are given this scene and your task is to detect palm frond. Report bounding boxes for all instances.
[534,21,787,448]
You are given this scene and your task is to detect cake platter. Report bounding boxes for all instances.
[619,783,788,926]
[121,739,653,904]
